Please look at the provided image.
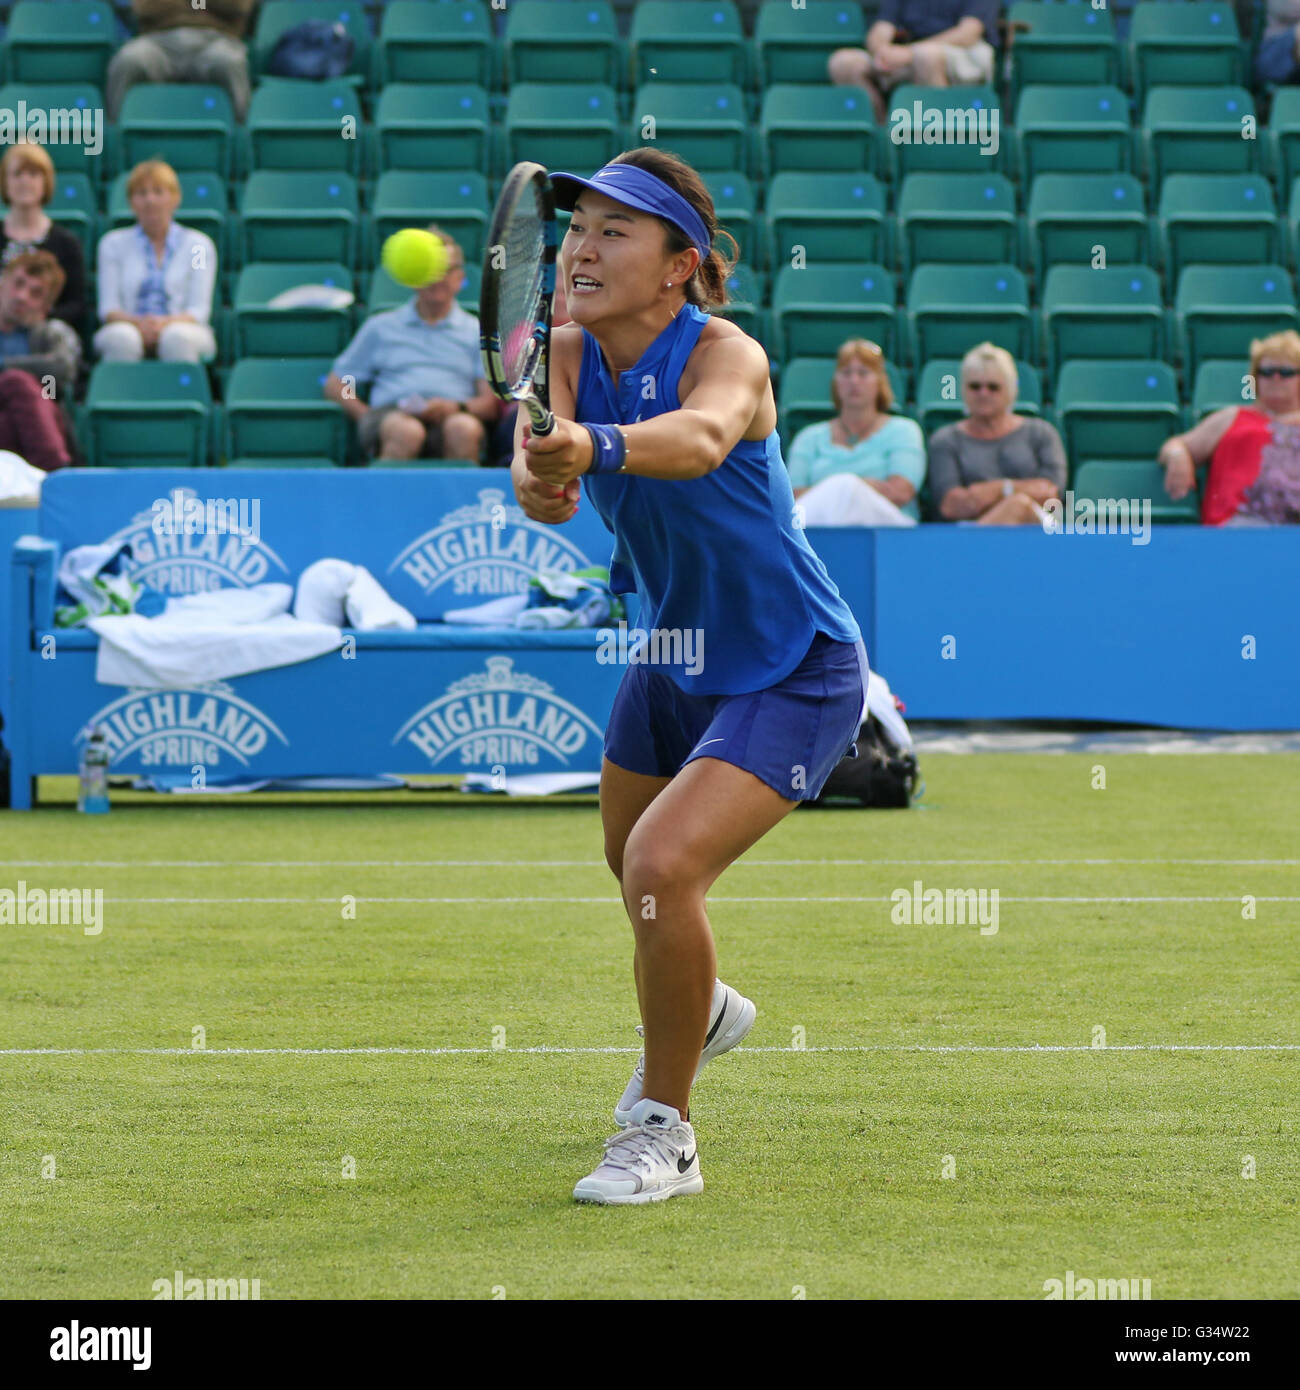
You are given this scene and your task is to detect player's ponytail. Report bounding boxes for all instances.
[608,147,739,311]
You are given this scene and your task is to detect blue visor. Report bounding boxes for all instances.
[550,163,712,263]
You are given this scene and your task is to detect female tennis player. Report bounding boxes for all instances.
[511,148,868,1205]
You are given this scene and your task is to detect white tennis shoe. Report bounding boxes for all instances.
[573,1099,702,1205]
[614,978,756,1126]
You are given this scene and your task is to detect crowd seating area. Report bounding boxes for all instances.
[0,0,1288,520]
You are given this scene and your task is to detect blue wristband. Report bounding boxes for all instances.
[583,422,627,475]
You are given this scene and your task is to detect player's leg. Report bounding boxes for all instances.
[620,756,800,1115]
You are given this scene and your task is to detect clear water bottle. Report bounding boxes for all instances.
[77,726,110,814]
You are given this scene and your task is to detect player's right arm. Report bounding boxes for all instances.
[511,324,582,524]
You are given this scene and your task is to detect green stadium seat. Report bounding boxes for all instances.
[914,357,1042,437]
[225,457,340,469]
[1129,1,1240,105]
[374,84,489,173]
[1040,265,1164,383]
[1272,91,1300,207]
[377,0,493,86]
[887,85,1003,177]
[252,1,372,86]
[906,264,1031,367]
[760,84,878,176]
[505,1,621,86]
[367,263,482,315]
[107,170,230,266]
[1071,460,1199,523]
[712,263,765,344]
[755,0,867,85]
[1175,265,1298,381]
[85,361,210,469]
[897,173,1016,272]
[1142,88,1258,186]
[506,83,622,173]
[632,83,748,174]
[703,171,759,271]
[240,172,359,266]
[232,263,355,359]
[224,358,348,464]
[0,86,103,177]
[3,1,115,85]
[1054,361,1180,470]
[1157,175,1278,283]
[631,1,746,86]
[1026,173,1148,278]
[117,85,235,178]
[765,172,887,273]
[369,171,489,265]
[246,79,364,173]
[772,263,897,361]
[779,355,911,442]
[1006,1,1118,100]
[1191,359,1254,418]
[1014,85,1132,181]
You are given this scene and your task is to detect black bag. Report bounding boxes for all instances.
[267,20,355,80]
[807,712,920,809]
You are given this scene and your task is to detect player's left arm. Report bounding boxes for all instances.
[523,333,771,485]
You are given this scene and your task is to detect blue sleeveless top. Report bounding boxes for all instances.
[576,304,861,695]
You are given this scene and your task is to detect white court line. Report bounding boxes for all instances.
[2,859,1299,869]
[84,895,1300,905]
[1,1045,1296,1057]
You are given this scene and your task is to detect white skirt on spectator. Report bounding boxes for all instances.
[94,320,216,364]
[796,471,917,528]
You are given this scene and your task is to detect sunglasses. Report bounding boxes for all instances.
[964,380,1003,392]
[1256,366,1299,379]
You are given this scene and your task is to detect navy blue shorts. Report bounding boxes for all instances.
[603,631,869,801]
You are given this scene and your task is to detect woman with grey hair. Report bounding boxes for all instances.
[927,342,1066,524]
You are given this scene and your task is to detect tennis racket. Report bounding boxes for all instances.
[480,161,557,438]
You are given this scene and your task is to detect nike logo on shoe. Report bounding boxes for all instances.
[677,1151,696,1173]
[645,1113,667,1126]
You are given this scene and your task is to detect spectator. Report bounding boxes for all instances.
[928,342,1065,524]
[325,228,498,464]
[829,1,1000,122]
[785,338,925,527]
[106,0,256,122]
[0,252,83,403]
[1159,331,1300,526]
[0,145,89,330]
[94,160,217,364]
[1256,1,1300,87]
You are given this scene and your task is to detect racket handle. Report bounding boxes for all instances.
[523,396,556,437]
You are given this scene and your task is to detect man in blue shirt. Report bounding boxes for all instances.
[324,228,499,463]
[829,0,1001,122]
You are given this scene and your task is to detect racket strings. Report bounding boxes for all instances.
[500,209,547,390]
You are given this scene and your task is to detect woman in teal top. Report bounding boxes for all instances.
[787,338,926,526]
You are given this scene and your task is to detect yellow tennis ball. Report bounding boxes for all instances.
[381,229,449,288]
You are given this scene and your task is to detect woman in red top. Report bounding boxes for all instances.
[1160,332,1300,526]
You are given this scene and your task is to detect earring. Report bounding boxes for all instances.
[665,282,672,288]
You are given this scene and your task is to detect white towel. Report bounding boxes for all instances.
[0,449,43,505]
[295,559,416,630]
[442,593,529,625]
[88,581,343,688]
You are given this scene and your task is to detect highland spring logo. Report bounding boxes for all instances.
[394,656,604,768]
[81,684,288,769]
[103,491,288,594]
[889,102,999,157]
[388,488,590,599]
